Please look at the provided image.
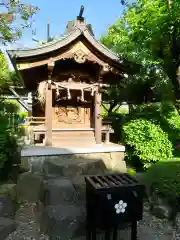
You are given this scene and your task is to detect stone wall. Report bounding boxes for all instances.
[21,151,126,174]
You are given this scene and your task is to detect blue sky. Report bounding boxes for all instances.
[13,0,124,48]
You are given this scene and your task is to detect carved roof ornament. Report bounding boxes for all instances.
[99,64,111,76]
[74,49,87,64]
[103,64,111,72]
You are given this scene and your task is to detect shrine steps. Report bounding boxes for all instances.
[51,130,96,147]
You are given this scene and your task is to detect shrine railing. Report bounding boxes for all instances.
[24,116,114,145]
[24,117,46,144]
[26,116,46,125]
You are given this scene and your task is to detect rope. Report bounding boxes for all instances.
[54,82,98,101]
[81,88,84,101]
[67,88,71,99]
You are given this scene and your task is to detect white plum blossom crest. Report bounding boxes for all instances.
[114,200,127,214]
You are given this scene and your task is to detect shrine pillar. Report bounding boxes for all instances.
[44,61,54,146]
[44,80,52,146]
[95,85,102,144]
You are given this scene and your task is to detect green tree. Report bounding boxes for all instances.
[0,0,39,44]
[0,52,10,87]
[0,1,39,88]
[0,1,39,181]
[101,0,180,101]
[0,51,22,90]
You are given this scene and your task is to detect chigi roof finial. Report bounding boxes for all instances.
[77,5,85,22]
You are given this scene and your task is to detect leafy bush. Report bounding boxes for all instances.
[0,116,21,182]
[160,103,180,145]
[0,117,10,168]
[142,160,180,201]
[127,167,136,176]
[0,100,20,113]
[128,103,180,147]
[0,133,21,182]
[122,119,173,169]
[19,111,28,121]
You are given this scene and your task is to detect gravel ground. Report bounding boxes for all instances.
[5,201,49,240]
[5,202,180,240]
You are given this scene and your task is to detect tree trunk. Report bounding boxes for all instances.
[167,18,180,100]
[108,100,119,114]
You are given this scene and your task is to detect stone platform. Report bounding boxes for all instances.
[19,143,127,239]
[21,143,126,174]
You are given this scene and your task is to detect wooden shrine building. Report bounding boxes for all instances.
[7,8,135,147]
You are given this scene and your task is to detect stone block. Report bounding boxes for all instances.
[79,152,127,173]
[43,155,107,179]
[0,217,17,240]
[0,195,15,219]
[16,172,44,202]
[40,204,86,239]
[72,176,86,202]
[21,156,46,173]
[108,152,127,173]
[43,178,76,205]
[78,158,107,175]
[21,156,31,171]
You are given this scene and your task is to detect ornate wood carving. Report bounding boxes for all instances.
[54,106,84,124]
[52,104,91,128]
[73,49,87,63]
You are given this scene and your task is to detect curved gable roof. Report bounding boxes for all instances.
[7,24,120,63]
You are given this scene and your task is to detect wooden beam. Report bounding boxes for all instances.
[9,87,30,111]
[94,84,102,144]
[44,61,54,146]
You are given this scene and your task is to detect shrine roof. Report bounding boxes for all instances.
[7,23,121,63]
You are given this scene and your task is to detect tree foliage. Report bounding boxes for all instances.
[101,0,180,102]
[0,0,39,44]
[0,1,39,89]
[0,51,21,89]
[0,52,9,87]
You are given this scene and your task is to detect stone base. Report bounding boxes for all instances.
[19,145,127,239]
[16,172,44,202]
[21,151,126,175]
